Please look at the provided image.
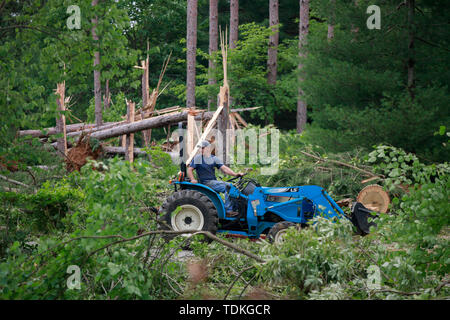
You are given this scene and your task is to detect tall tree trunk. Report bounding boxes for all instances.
[407,0,415,100]
[208,0,219,111]
[91,0,102,126]
[229,0,239,49]
[103,79,110,110]
[267,0,279,85]
[296,0,309,133]
[186,0,198,109]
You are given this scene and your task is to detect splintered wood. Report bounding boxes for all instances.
[134,49,172,148]
[125,100,135,162]
[55,82,67,156]
[217,27,231,164]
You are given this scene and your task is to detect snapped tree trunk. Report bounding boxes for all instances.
[103,79,111,110]
[229,0,239,49]
[327,0,335,40]
[296,0,309,133]
[55,82,67,156]
[90,111,214,140]
[91,0,102,126]
[208,0,219,111]
[267,0,279,85]
[186,0,198,109]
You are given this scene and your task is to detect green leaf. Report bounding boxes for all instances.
[107,262,121,276]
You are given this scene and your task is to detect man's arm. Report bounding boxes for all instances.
[220,165,243,177]
[187,166,198,183]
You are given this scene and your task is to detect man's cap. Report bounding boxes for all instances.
[200,140,210,148]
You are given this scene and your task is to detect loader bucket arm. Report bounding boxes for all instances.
[298,186,347,220]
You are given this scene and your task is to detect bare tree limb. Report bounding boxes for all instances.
[223,265,255,300]
[0,174,30,188]
[300,151,383,178]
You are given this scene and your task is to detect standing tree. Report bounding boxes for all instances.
[91,0,102,126]
[186,0,198,109]
[407,0,415,100]
[208,0,219,110]
[267,0,279,85]
[230,0,239,49]
[327,0,335,40]
[296,0,309,133]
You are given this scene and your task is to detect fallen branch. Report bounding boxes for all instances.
[223,265,255,300]
[373,287,421,296]
[435,280,450,293]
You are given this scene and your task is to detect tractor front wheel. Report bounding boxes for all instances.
[158,189,219,241]
[267,221,298,244]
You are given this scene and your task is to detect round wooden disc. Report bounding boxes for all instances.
[356,184,390,213]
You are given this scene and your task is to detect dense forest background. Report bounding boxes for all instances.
[0,0,449,300]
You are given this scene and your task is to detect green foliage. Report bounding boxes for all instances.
[303,0,450,162]
[255,130,369,198]
[86,92,128,123]
[257,217,360,298]
[1,0,449,300]
[0,180,84,256]
[376,176,450,278]
[308,87,450,162]
[144,146,179,179]
[366,145,450,191]
[0,159,185,299]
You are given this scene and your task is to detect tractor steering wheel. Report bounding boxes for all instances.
[225,172,247,183]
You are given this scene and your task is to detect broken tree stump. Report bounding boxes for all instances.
[55,82,67,156]
[125,100,135,163]
[90,110,215,141]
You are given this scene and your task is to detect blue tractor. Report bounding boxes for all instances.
[159,169,375,243]
[158,123,375,242]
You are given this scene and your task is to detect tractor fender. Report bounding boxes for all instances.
[172,181,227,219]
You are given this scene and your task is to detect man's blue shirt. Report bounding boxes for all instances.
[189,155,224,183]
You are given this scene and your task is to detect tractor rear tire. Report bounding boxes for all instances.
[158,189,219,242]
[267,221,297,244]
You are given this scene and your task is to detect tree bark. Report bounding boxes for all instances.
[327,0,335,40]
[229,0,239,49]
[296,0,309,133]
[407,0,415,100]
[186,0,198,109]
[91,0,102,127]
[103,146,146,156]
[208,0,219,111]
[55,83,67,156]
[19,123,96,138]
[217,86,229,165]
[125,101,135,163]
[90,111,214,140]
[267,0,279,85]
[103,79,110,110]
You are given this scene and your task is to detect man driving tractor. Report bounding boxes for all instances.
[187,140,243,217]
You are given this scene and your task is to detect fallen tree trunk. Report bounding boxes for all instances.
[67,121,124,138]
[19,123,95,138]
[20,106,254,140]
[90,110,214,140]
